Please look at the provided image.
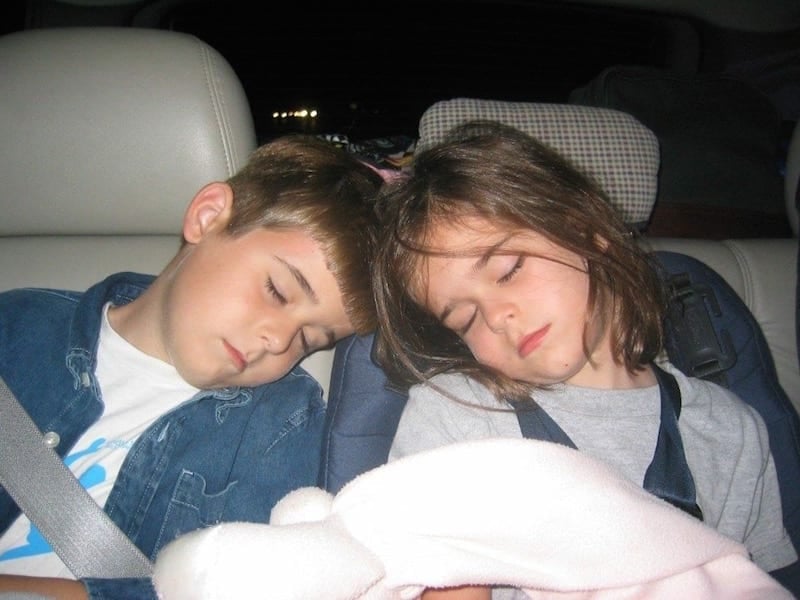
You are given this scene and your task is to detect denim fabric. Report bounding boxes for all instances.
[0,273,326,598]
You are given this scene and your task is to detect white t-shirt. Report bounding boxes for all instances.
[0,303,197,577]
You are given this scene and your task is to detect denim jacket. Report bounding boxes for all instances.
[0,272,326,599]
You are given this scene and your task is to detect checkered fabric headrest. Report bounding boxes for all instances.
[418,98,660,228]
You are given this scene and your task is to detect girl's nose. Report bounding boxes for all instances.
[484,302,516,333]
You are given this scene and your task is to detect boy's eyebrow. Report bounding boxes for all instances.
[276,256,336,347]
[438,238,508,322]
[276,256,318,303]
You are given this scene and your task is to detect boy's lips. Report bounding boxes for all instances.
[223,340,247,372]
[518,324,551,358]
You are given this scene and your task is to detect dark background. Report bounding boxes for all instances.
[3,0,798,144]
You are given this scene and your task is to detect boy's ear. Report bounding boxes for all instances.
[182,182,234,244]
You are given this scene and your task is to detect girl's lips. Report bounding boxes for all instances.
[223,340,247,372]
[518,324,551,358]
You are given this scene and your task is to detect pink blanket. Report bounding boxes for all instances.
[154,439,791,599]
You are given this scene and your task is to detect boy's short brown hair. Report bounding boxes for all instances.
[225,134,384,335]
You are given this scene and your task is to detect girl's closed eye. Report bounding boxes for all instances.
[447,307,477,337]
[458,310,478,336]
[265,277,287,305]
[498,255,525,284]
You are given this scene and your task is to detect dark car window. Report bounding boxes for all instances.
[3,0,798,237]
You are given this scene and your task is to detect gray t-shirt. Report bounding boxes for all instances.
[389,361,796,597]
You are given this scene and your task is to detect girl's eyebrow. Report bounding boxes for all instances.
[438,237,512,322]
[275,256,318,304]
[472,238,509,272]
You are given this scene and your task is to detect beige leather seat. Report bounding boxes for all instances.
[0,26,256,290]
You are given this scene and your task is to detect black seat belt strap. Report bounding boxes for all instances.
[0,377,153,579]
[645,365,703,520]
[511,402,576,450]
[512,365,702,520]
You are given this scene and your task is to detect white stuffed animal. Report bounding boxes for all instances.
[153,438,791,599]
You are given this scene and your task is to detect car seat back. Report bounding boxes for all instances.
[319,333,407,493]
[0,26,256,291]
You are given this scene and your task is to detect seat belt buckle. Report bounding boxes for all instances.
[664,273,737,383]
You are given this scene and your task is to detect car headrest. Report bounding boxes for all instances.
[0,27,257,236]
[417,98,660,230]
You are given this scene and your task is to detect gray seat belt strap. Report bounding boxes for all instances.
[0,377,153,579]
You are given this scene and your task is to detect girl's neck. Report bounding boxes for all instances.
[567,361,656,389]
[565,331,657,390]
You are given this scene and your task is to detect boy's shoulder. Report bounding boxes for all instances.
[0,285,82,302]
[0,286,84,320]
[0,272,155,305]
[0,272,155,337]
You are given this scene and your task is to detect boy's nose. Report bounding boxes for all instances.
[261,322,295,354]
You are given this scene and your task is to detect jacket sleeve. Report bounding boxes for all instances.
[83,576,158,600]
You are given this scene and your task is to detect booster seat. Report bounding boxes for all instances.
[318,99,800,591]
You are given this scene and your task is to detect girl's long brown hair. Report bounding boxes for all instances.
[373,121,666,403]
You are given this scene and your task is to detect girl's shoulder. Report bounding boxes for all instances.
[661,360,739,401]
[410,371,505,409]
[663,361,768,435]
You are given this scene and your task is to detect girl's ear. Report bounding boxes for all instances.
[182,182,234,244]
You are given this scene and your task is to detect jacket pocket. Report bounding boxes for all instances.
[153,469,237,554]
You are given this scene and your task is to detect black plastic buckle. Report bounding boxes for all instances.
[665,273,736,384]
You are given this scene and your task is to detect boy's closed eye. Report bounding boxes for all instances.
[299,328,337,355]
[265,277,287,304]
[263,279,335,353]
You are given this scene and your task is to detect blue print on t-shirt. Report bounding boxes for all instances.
[0,438,106,562]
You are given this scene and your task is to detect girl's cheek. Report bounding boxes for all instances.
[467,330,494,361]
